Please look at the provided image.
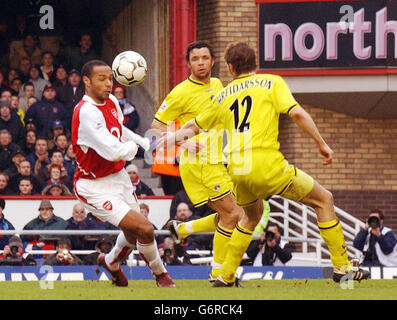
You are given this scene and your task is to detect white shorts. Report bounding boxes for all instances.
[74,169,139,227]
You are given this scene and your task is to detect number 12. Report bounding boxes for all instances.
[229,95,252,132]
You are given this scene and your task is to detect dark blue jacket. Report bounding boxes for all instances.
[25,98,67,138]
[0,214,15,250]
[353,227,397,266]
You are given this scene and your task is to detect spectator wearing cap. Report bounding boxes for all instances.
[82,234,115,265]
[9,159,42,194]
[19,65,50,101]
[0,172,13,195]
[0,198,15,249]
[18,82,35,114]
[0,129,21,171]
[21,199,68,246]
[56,68,84,129]
[67,33,100,72]
[48,120,68,151]
[112,84,140,132]
[25,84,66,138]
[126,163,154,198]
[41,181,72,196]
[0,101,26,147]
[4,148,26,179]
[0,235,36,266]
[39,51,56,83]
[52,65,69,88]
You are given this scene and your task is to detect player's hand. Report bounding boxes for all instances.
[156,132,176,152]
[125,141,138,161]
[179,140,205,154]
[139,137,151,151]
[318,143,333,166]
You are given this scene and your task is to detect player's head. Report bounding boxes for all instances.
[185,40,215,81]
[81,60,113,103]
[224,42,257,77]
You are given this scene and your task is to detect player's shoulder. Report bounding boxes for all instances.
[76,96,101,118]
[210,77,222,85]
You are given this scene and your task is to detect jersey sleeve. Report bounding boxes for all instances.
[153,89,183,125]
[76,103,136,161]
[272,76,299,115]
[194,97,222,130]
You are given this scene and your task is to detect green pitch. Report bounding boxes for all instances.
[0,279,396,300]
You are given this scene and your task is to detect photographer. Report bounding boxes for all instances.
[353,209,397,266]
[0,235,36,266]
[159,237,191,266]
[43,238,83,266]
[245,223,292,266]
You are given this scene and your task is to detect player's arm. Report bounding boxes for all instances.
[77,104,138,161]
[121,125,150,151]
[273,76,333,165]
[289,106,333,165]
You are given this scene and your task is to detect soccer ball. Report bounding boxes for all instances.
[112,51,147,86]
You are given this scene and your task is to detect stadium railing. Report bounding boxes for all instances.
[0,229,362,266]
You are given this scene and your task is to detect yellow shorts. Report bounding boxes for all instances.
[229,149,314,207]
[179,160,234,207]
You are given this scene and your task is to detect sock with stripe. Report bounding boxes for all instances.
[137,239,167,275]
[220,223,253,283]
[105,232,135,271]
[178,213,218,239]
[318,219,350,270]
[210,224,233,279]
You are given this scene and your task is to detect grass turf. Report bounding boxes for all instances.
[0,279,396,300]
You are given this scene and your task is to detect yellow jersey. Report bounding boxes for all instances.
[154,76,224,164]
[195,73,299,157]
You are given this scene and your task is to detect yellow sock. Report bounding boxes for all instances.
[210,224,233,279]
[178,213,218,239]
[220,223,253,283]
[318,219,350,270]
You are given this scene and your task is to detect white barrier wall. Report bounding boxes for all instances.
[2,198,172,231]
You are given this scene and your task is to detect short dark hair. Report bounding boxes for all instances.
[57,238,71,248]
[41,50,54,59]
[224,42,257,76]
[24,81,34,89]
[10,78,21,85]
[266,222,280,232]
[0,198,5,210]
[370,208,384,220]
[81,60,109,79]
[18,176,32,185]
[185,40,215,62]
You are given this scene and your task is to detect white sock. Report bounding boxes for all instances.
[105,232,135,270]
[137,240,167,275]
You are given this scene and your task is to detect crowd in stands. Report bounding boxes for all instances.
[0,16,146,198]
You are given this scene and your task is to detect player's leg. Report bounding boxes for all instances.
[214,199,263,286]
[282,168,369,281]
[207,194,243,280]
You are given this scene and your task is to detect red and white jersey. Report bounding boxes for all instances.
[72,94,136,181]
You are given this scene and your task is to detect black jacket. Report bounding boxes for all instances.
[0,113,26,148]
[56,83,85,129]
[246,238,292,266]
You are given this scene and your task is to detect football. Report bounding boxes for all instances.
[112,50,147,86]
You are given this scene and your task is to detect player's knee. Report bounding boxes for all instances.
[139,221,155,241]
[320,189,334,209]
